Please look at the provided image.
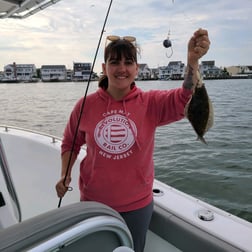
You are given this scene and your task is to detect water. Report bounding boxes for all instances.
[0,79,251,222]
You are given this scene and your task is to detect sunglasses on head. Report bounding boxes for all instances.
[105,35,136,47]
[106,35,136,43]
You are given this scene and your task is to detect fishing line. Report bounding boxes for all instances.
[58,0,114,208]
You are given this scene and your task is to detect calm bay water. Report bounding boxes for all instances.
[0,79,252,222]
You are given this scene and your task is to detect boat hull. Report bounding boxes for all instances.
[0,125,252,252]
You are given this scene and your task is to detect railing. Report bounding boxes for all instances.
[0,125,60,143]
[0,124,87,150]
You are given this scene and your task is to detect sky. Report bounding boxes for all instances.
[0,0,251,74]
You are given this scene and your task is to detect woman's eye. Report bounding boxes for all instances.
[109,60,119,65]
[125,60,134,65]
[108,59,134,65]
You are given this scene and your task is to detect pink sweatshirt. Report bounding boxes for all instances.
[61,84,192,212]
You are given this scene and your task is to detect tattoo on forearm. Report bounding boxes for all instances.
[183,65,194,90]
[183,65,200,90]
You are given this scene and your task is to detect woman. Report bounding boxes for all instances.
[56,28,210,252]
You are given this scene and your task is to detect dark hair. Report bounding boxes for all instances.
[98,39,138,89]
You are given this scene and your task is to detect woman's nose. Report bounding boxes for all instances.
[117,62,126,71]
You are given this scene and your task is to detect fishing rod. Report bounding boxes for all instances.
[58,0,114,208]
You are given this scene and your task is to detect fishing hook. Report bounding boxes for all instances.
[58,0,114,208]
[163,30,173,58]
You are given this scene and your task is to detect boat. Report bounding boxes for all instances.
[0,77,21,83]
[0,125,252,252]
[0,1,252,252]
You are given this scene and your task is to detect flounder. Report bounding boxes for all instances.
[185,76,214,144]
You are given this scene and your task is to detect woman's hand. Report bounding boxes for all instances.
[55,176,71,198]
[183,28,210,90]
[187,28,210,66]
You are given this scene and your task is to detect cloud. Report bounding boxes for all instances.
[0,0,251,72]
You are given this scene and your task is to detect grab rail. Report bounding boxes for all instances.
[0,137,22,222]
[0,125,61,144]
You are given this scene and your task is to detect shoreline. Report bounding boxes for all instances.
[0,75,251,84]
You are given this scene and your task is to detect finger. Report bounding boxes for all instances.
[194,28,208,37]
[56,182,68,198]
[194,34,210,48]
[194,46,208,58]
[196,34,210,43]
[196,41,210,51]
[57,187,67,198]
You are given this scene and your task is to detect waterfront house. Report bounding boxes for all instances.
[227,65,252,78]
[3,62,37,82]
[41,65,67,82]
[72,62,92,81]
[158,66,172,80]
[0,71,4,81]
[245,66,252,78]
[158,61,185,80]
[200,61,222,78]
[137,64,151,80]
[168,61,185,80]
[150,68,159,80]
[66,69,73,81]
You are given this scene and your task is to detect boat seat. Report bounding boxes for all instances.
[0,201,134,252]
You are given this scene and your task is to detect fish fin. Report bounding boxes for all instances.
[196,71,204,88]
[206,98,214,129]
[184,96,192,118]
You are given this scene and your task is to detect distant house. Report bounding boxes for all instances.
[246,66,252,78]
[150,68,159,80]
[3,62,37,82]
[41,65,67,82]
[158,66,172,80]
[0,71,4,81]
[200,61,222,78]
[66,69,73,81]
[72,62,92,81]
[137,64,151,80]
[158,61,185,80]
[226,66,240,76]
[226,65,252,78]
[168,61,185,80]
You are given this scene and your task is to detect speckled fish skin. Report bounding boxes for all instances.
[185,83,214,144]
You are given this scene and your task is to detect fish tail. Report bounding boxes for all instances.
[197,136,208,145]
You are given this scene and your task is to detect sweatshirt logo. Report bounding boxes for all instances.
[94,114,137,155]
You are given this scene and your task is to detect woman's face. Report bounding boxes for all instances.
[102,55,138,98]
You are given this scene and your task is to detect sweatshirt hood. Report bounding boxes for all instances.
[97,83,141,102]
